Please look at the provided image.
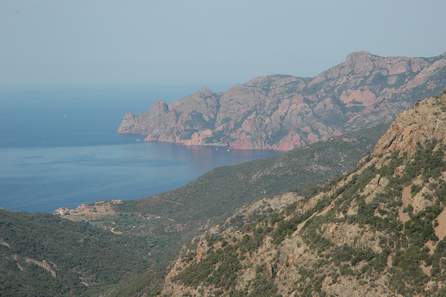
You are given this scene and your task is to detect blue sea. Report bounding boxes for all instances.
[0,87,276,213]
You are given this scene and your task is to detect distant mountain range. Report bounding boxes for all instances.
[118,51,446,151]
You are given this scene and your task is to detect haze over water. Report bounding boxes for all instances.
[0,87,276,212]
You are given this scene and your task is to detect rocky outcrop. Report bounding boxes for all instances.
[118,52,446,151]
[159,93,446,296]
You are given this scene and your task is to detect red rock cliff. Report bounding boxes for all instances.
[118,51,446,151]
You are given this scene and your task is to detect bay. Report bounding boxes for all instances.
[0,87,276,212]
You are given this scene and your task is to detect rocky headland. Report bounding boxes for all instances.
[118,51,446,151]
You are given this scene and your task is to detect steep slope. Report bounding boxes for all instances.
[57,126,385,297]
[0,210,153,297]
[119,51,446,151]
[160,91,446,296]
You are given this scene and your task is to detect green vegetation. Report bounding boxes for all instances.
[299,140,446,295]
[436,181,446,203]
[129,125,386,224]
[404,140,445,182]
[240,225,271,252]
[174,244,241,290]
[106,269,164,297]
[186,138,446,296]
[245,267,280,297]
[405,206,441,243]
[0,210,150,297]
[411,184,422,195]
[271,211,312,245]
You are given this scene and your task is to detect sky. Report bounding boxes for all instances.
[1,0,446,88]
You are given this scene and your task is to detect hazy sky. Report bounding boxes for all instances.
[1,0,446,88]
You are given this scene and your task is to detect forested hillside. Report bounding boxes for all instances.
[0,210,151,297]
[59,125,386,296]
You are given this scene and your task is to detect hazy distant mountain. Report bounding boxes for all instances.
[119,51,446,151]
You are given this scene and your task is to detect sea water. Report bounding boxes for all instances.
[0,87,276,212]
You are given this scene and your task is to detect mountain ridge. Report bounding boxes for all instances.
[118,51,446,151]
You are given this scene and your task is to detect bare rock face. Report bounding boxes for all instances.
[118,52,446,150]
[159,93,446,297]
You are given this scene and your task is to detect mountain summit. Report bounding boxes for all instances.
[118,52,446,151]
[159,92,446,296]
